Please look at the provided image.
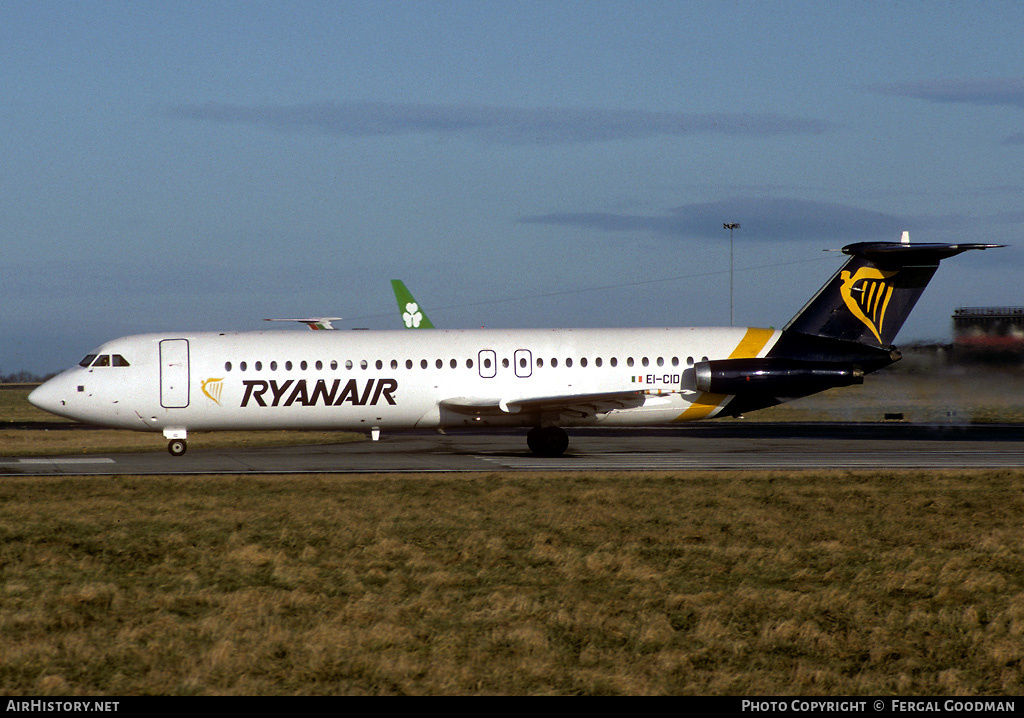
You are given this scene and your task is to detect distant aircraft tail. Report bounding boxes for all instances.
[391,280,435,329]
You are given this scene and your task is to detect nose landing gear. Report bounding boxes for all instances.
[163,428,188,457]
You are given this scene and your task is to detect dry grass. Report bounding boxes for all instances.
[2,470,1023,695]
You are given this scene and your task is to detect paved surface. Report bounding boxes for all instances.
[3,423,1024,475]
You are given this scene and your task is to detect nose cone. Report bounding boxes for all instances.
[28,375,72,417]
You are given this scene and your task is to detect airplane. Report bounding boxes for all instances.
[28,235,1000,457]
[263,318,343,330]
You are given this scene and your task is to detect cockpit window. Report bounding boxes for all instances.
[80,354,130,368]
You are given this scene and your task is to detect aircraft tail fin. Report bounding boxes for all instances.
[391,280,435,329]
[711,235,1001,417]
[781,236,1002,350]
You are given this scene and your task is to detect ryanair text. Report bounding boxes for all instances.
[240,378,397,407]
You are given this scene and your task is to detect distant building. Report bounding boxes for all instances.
[952,307,1024,362]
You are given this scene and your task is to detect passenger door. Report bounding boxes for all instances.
[160,339,190,408]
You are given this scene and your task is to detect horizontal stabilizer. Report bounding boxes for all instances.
[840,241,1004,267]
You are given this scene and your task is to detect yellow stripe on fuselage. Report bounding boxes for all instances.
[726,326,775,360]
[673,327,777,422]
[675,392,728,421]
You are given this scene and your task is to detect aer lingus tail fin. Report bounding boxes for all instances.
[391,280,435,329]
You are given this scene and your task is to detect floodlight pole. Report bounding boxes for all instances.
[723,223,740,326]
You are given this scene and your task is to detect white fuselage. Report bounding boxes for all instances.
[29,326,781,434]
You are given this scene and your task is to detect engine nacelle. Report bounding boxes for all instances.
[693,358,864,396]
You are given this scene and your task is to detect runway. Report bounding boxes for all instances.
[4,423,1024,475]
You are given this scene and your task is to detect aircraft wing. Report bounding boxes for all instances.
[440,389,646,418]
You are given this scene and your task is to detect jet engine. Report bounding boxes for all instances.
[693,358,864,396]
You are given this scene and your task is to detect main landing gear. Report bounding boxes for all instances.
[168,439,187,456]
[526,426,569,457]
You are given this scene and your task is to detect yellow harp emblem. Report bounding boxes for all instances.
[202,377,224,406]
[840,267,898,344]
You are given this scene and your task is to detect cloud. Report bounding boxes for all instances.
[164,102,832,144]
[873,78,1024,145]
[873,77,1024,108]
[521,198,908,242]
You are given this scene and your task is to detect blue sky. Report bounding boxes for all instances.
[3,1,1023,373]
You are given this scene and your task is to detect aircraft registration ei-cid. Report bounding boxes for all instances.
[29,235,1000,457]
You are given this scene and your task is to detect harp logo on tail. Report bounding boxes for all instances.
[840,267,898,344]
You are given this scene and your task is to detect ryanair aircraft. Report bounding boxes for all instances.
[29,236,999,457]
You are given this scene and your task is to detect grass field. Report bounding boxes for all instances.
[1,470,1022,695]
